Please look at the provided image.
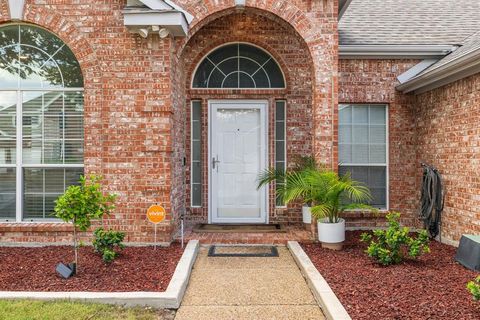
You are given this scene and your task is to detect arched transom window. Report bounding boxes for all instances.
[0,24,84,221]
[192,43,285,89]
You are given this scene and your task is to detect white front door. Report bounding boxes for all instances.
[209,100,268,224]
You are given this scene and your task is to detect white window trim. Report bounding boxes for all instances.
[338,104,389,210]
[275,100,287,208]
[0,88,84,223]
[190,100,202,208]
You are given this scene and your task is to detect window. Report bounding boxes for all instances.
[0,24,84,221]
[192,43,285,89]
[191,101,202,207]
[275,101,286,207]
[338,104,387,208]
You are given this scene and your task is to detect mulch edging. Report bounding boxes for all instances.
[302,231,480,320]
[0,245,184,292]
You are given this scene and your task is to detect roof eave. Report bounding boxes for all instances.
[397,49,480,94]
[339,0,353,19]
[339,44,457,59]
[123,10,188,37]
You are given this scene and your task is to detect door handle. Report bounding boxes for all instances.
[212,157,221,169]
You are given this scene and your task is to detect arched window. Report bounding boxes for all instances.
[0,24,84,221]
[192,43,285,89]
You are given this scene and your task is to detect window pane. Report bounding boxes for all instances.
[191,101,202,207]
[275,101,286,206]
[23,167,83,220]
[0,91,17,164]
[0,168,15,219]
[352,106,368,124]
[339,105,352,124]
[339,166,386,208]
[193,43,285,88]
[339,104,387,208]
[0,24,83,90]
[0,25,20,89]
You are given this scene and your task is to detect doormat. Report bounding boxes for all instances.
[208,245,279,257]
[192,223,286,233]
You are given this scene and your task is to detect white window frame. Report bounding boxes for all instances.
[275,100,287,208]
[0,88,84,223]
[338,104,389,210]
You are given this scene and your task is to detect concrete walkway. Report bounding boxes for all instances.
[175,246,324,320]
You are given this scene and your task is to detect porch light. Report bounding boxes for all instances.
[158,28,170,39]
[138,28,149,38]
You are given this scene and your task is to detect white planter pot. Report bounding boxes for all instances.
[302,205,312,224]
[317,218,345,250]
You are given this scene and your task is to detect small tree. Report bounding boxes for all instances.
[54,175,116,272]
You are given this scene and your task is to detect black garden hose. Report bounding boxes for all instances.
[419,163,445,239]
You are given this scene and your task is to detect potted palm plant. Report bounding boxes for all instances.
[258,161,373,250]
[258,156,317,226]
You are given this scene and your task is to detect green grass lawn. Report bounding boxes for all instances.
[0,300,175,320]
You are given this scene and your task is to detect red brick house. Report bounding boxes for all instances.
[0,0,478,246]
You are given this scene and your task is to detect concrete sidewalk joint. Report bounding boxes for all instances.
[288,241,352,320]
[0,239,200,309]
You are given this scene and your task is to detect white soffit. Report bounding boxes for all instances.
[8,0,25,20]
[124,0,193,37]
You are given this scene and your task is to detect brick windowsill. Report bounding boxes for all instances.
[0,223,72,232]
[342,210,389,219]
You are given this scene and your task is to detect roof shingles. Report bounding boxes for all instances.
[340,0,480,46]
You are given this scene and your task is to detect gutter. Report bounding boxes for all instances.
[397,48,480,93]
[339,45,457,59]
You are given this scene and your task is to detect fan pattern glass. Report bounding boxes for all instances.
[193,43,285,89]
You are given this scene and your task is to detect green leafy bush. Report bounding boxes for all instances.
[92,228,125,263]
[54,175,116,271]
[360,212,430,265]
[467,276,480,301]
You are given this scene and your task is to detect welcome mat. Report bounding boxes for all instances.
[192,223,286,233]
[208,245,279,257]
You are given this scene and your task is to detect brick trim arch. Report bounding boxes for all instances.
[176,0,314,42]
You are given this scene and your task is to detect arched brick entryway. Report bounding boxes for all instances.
[173,7,320,226]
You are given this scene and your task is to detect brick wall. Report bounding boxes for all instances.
[181,9,314,225]
[415,73,480,245]
[0,0,339,243]
[0,0,177,243]
[338,59,421,229]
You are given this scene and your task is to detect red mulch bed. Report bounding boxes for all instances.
[0,245,184,292]
[302,231,480,320]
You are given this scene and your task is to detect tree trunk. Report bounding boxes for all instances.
[73,218,78,272]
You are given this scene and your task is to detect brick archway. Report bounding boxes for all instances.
[175,7,316,225]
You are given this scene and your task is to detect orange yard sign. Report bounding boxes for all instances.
[147,205,166,224]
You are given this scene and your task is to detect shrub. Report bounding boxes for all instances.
[54,175,116,271]
[360,212,430,265]
[467,276,480,301]
[92,228,125,263]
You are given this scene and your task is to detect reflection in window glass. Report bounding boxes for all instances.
[0,24,84,220]
[0,24,83,89]
[192,43,285,89]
